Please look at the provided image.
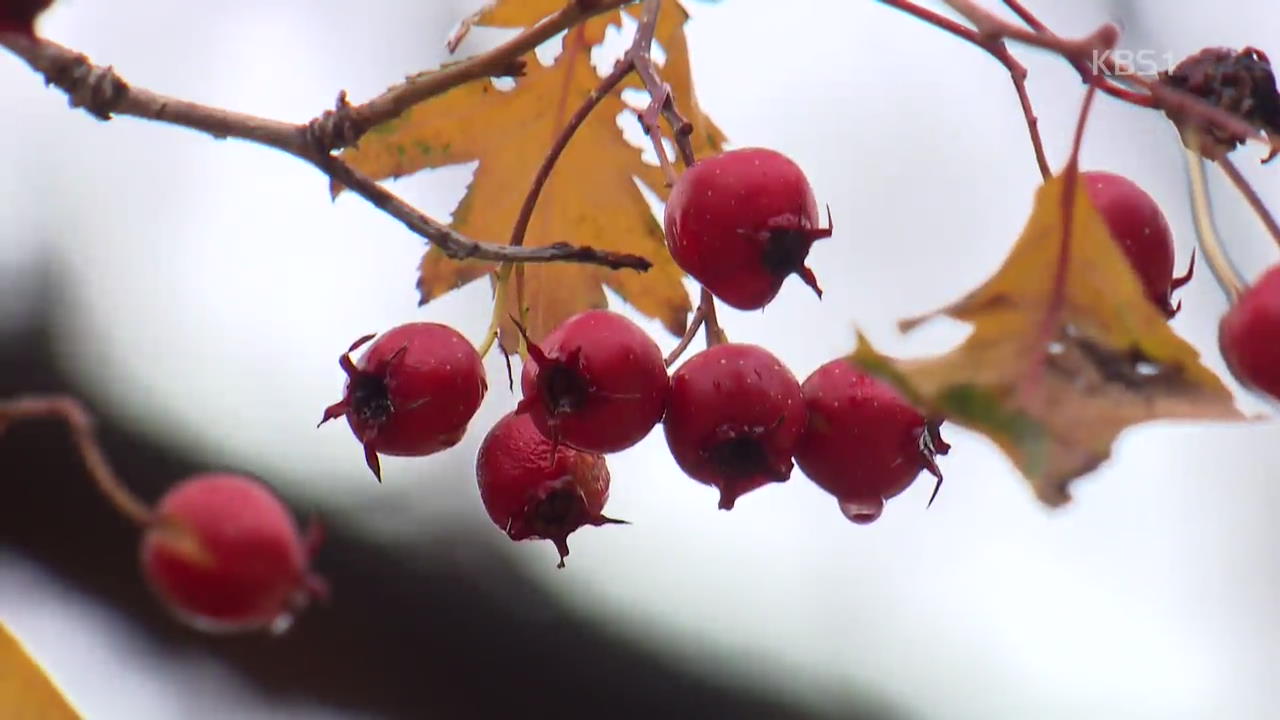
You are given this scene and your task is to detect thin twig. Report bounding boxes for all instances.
[665,299,707,367]
[509,56,635,251]
[1183,137,1248,302]
[499,32,639,350]
[1218,155,1280,252]
[1000,0,1048,33]
[631,0,723,353]
[876,0,1049,179]
[886,0,1280,162]
[0,395,154,526]
[698,286,727,346]
[318,154,650,268]
[633,0,724,349]
[1022,79,1099,403]
[934,0,1276,150]
[665,287,725,366]
[338,0,639,152]
[631,0,696,171]
[0,30,652,272]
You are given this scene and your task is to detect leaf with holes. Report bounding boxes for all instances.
[338,1,725,349]
[852,173,1243,506]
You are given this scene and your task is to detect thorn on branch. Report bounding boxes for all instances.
[305,90,368,155]
[38,47,128,120]
[545,242,653,271]
[497,57,528,78]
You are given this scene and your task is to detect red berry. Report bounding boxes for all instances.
[1219,264,1280,401]
[516,310,668,454]
[663,343,805,509]
[664,147,833,310]
[139,473,326,634]
[320,323,487,481]
[0,0,53,35]
[1082,171,1194,317]
[794,360,949,524]
[476,411,623,567]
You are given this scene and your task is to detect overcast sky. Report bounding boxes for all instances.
[2,1,1280,718]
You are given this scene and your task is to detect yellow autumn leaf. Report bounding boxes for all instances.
[340,1,726,348]
[0,623,80,720]
[852,173,1243,506]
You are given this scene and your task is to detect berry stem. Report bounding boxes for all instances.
[700,287,727,347]
[0,395,155,527]
[508,53,636,253]
[664,287,726,367]
[875,0,1050,180]
[1022,78,1100,403]
[999,0,1048,33]
[1182,137,1249,302]
[1218,155,1280,253]
[477,264,515,359]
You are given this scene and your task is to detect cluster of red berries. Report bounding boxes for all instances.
[314,148,948,569]
[321,315,951,567]
[131,151,1277,633]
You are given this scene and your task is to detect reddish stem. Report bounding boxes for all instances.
[1218,154,1280,252]
[876,0,1049,179]
[0,395,155,526]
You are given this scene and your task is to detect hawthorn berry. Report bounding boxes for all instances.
[516,310,668,454]
[139,473,326,634]
[1082,170,1193,317]
[0,0,53,35]
[320,323,487,481]
[1219,264,1280,401]
[663,343,805,509]
[476,411,623,567]
[664,147,832,310]
[794,360,949,524]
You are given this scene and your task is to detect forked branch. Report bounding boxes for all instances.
[0,10,652,272]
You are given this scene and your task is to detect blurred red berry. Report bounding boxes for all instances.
[0,0,53,36]
[140,473,326,634]
[1082,171,1193,317]
[1219,264,1280,401]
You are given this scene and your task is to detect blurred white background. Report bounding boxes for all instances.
[2,1,1279,718]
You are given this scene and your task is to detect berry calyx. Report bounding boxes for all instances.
[476,411,624,567]
[794,360,950,524]
[320,323,487,481]
[139,473,326,634]
[664,147,833,310]
[516,310,669,454]
[663,343,805,509]
[1219,264,1280,401]
[1082,171,1193,317]
[0,0,54,36]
